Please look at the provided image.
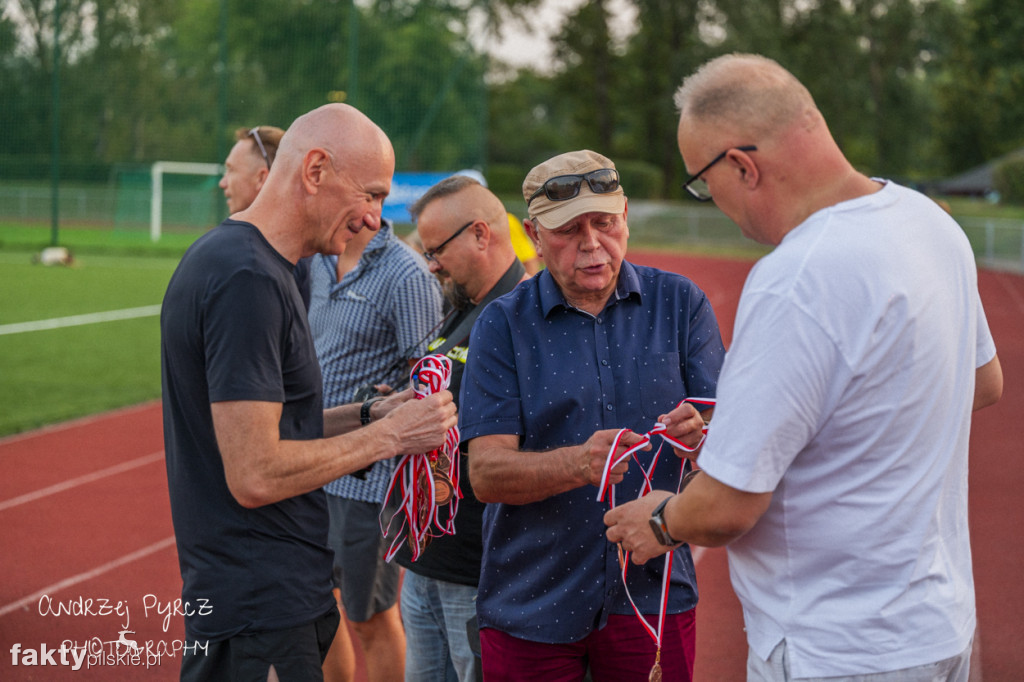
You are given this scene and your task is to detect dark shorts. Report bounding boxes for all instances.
[325,495,401,622]
[179,607,340,682]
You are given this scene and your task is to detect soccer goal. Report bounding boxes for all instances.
[148,161,223,241]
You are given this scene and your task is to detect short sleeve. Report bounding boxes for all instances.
[459,306,524,441]
[697,292,843,493]
[205,268,289,403]
[975,292,996,368]
[684,286,726,398]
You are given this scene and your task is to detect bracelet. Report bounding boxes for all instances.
[360,396,385,426]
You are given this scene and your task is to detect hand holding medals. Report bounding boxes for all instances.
[381,355,462,562]
[597,396,715,682]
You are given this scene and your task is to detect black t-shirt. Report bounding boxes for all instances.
[161,220,334,640]
[395,260,525,586]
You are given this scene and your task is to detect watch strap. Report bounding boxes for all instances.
[650,497,679,546]
[360,396,385,426]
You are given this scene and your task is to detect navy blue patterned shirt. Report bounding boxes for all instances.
[460,261,725,643]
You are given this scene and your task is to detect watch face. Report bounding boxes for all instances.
[649,515,673,546]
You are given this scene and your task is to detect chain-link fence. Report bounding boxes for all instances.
[0,0,487,237]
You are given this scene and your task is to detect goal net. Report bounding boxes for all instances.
[113,162,223,241]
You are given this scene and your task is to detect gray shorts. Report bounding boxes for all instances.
[747,637,973,682]
[325,495,401,623]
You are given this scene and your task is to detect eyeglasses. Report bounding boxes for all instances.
[527,168,620,206]
[248,127,271,169]
[423,220,475,264]
[682,145,757,201]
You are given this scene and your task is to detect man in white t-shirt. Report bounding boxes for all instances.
[605,54,1003,682]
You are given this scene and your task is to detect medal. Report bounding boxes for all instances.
[380,355,462,563]
[433,473,454,505]
[408,467,433,554]
[648,649,662,682]
[431,450,454,505]
[598,398,716,682]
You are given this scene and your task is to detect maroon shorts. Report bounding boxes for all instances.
[479,610,695,682]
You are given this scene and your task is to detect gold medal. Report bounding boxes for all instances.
[648,648,662,682]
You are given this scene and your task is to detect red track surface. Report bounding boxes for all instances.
[1,252,1020,680]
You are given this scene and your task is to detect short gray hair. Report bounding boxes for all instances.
[674,53,816,139]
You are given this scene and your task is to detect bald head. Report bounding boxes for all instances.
[240,103,396,262]
[277,103,394,175]
[674,54,817,143]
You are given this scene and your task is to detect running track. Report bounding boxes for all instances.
[1,253,1021,680]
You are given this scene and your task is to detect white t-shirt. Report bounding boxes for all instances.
[697,181,996,677]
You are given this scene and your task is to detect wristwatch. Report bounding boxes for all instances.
[648,470,700,546]
[360,396,385,426]
[649,497,681,547]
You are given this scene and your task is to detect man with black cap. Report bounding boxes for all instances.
[458,150,727,681]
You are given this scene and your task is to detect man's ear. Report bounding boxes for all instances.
[729,148,759,190]
[254,166,270,193]
[301,148,331,194]
[473,220,491,250]
[523,218,542,256]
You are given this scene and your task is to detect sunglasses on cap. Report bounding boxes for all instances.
[527,168,620,206]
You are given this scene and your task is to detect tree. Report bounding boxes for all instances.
[551,0,617,152]
[616,0,707,196]
[936,0,1024,173]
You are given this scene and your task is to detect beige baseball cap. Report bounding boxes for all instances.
[522,150,625,229]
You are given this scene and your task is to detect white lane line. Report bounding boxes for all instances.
[0,451,164,512]
[0,304,161,336]
[0,536,177,618]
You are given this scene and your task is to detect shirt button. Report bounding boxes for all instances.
[606,404,614,411]
[601,359,609,366]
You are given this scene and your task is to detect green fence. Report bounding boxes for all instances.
[0,0,488,242]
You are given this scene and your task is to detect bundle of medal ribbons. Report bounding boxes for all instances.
[381,354,461,562]
[597,396,716,682]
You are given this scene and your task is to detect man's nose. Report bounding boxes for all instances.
[362,211,382,232]
[578,224,600,250]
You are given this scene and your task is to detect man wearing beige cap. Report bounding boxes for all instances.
[458,150,726,681]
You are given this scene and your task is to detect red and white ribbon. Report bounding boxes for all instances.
[599,397,716,654]
[380,354,462,562]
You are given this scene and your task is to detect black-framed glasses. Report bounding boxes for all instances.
[527,168,620,206]
[682,145,757,201]
[423,220,475,264]
[248,127,271,169]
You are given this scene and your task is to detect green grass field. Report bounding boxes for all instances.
[0,195,1021,438]
[0,249,180,435]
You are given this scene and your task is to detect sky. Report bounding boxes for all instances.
[475,0,637,72]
